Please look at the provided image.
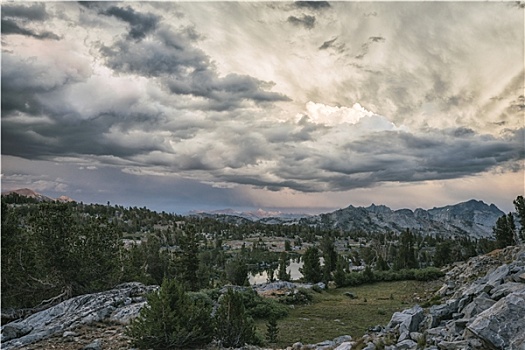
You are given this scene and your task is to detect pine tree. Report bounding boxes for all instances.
[300,247,322,283]
[433,241,453,267]
[513,196,525,241]
[321,235,337,284]
[226,257,249,286]
[266,316,279,344]
[277,252,291,281]
[127,279,213,349]
[494,213,516,248]
[375,254,389,271]
[179,225,201,291]
[394,229,418,270]
[214,288,257,347]
[333,255,348,288]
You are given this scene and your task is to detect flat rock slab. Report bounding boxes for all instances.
[0,282,157,350]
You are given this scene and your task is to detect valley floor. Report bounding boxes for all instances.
[14,280,442,350]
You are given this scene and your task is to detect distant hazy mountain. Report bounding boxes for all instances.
[1,188,75,203]
[300,199,505,238]
[189,208,311,223]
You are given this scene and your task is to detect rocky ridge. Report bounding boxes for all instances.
[195,200,506,238]
[302,200,505,238]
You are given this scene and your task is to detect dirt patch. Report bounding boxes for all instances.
[16,322,132,350]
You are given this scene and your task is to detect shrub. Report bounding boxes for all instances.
[414,267,444,281]
[249,298,289,319]
[127,279,213,349]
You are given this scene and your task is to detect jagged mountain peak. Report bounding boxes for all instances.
[305,199,506,238]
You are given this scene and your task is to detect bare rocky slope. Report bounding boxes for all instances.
[2,246,524,350]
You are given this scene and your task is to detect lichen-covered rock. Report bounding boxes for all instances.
[0,282,157,350]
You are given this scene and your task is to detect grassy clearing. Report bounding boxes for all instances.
[256,280,440,347]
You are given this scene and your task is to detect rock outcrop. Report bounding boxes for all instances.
[336,245,525,350]
[0,282,157,350]
[292,245,525,350]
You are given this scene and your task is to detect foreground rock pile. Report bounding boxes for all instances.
[294,245,525,350]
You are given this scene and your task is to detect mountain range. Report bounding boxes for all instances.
[194,200,507,238]
[2,188,508,238]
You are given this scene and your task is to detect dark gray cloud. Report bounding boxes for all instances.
[100,30,208,77]
[2,3,48,21]
[369,36,385,43]
[1,19,60,40]
[101,5,160,40]
[354,36,386,59]
[319,37,337,50]
[1,3,58,40]
[332,128,525,184]
[287,15,316,29]
[101,23,289,111]
[294,1,331,10]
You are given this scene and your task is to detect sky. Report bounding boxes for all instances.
[1,1,524,214]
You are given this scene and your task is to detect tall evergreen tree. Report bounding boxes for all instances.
[333,255,348,288]
[179,225,201,291]
[513,195,525,241]
[277,252,291,281]
[300,247,322,283]
[494,213,516,248]
[394,229,418,270]
[226,257,249,286]
[321,235,337,284]
[433,241,453,267]
[214,289,257,348]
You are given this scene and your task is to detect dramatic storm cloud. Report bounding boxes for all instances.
[2,2,523,213]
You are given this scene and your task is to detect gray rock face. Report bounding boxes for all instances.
[462,295,496,318]
[0,282,157,350]
[467,290,525,350]
[303,199,504,238]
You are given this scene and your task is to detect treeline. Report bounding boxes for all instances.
[1,200,243,309]
[3,195,524,310]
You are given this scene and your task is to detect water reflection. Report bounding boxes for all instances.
[249,259,310,285]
